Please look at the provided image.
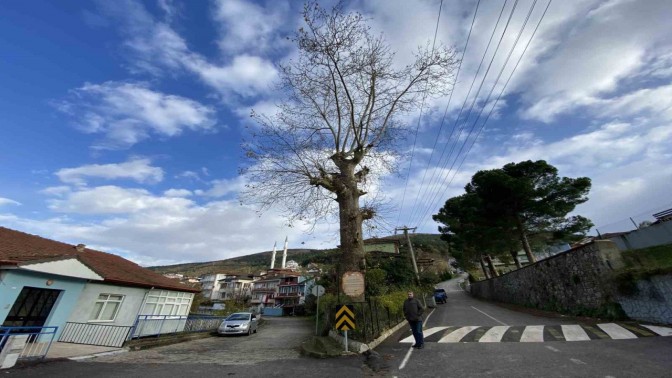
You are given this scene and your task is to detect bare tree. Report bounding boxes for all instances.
[241,2,458,272]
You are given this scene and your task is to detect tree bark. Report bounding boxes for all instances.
[516,215,536,263]
[510,249,522,269]
[480,256,490,279]
[334,160,365,273]
[485,255,499,277]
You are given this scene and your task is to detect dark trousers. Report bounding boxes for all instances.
[408,320,424,346]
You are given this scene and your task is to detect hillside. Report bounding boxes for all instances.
[147,248,337,277]
[148,233,451,277]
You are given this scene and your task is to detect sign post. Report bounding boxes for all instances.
[311,285,325,336]
[335,304,356,352]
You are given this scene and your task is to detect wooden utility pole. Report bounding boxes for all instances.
[396,226,420,285]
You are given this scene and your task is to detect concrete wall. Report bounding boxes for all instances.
[0,270,86,339]
[617,273,672,325]
[609,222,672,250]
[470,241,623,316]
[67,283,147,327]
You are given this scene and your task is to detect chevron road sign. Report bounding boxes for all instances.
[335,305,356,331]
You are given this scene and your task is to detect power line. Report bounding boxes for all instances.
[406,0,481,226]
[415,0,537,228]
[408,0,516,226]
[417,0,553,231]
[395,0,444,228]
[417,0,535,226]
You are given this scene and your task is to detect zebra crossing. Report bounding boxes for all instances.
[399,323,672,344]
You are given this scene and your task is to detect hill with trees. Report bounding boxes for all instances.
[148,234,452,279]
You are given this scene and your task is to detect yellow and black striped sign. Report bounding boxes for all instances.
[335,305,355,331]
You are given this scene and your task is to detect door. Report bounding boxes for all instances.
[2,287,62,328]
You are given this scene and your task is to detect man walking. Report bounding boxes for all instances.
[403,291,425,349]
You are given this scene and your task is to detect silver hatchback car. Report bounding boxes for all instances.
[217,312,258,336]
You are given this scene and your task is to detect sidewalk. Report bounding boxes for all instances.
[46,342,126,360]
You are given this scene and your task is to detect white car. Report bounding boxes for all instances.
[217,312,258,336]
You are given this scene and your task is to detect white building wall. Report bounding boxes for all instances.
[67,283,147,327]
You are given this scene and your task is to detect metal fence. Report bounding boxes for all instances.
[327,299,404,343]
[130,315,227,339]
[59,322,132,348]
[183,315,227,333]
[0,326,58,360]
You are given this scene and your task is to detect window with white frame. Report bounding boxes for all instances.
[90,294,124,321]
[142,290,193,316]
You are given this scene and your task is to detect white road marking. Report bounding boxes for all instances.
[545,345,560,352]
[438,326,480,343]
[398,346,414,370]
[399,327,448,343]
[570,358,587,365]
[479,326,510,342]
[561,325,591,341]
[470,306,508,326]
[597,323,637,340]
[641,324,672,336]
[399,305,439,370]
[520,325,544,342]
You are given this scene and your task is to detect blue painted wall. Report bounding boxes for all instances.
[0,270,87,339]
[261,307,283,317]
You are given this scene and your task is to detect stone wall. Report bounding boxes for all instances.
[470,241,624,317]
[617,274,672,324]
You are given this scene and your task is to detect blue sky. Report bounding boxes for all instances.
[1,0,671,266]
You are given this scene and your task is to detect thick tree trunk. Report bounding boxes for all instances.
[480,256,490,279]
[516,216,536,264]
[485,255,499,277]
[335,162,365,273]
[510,249,522,269]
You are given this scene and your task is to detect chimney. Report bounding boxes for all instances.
[75,244,86,252]
[281,236,288,269]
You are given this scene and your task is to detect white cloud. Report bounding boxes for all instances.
[515,0,672,122]
[595,84,672,121]
[164,189,193,197]
[182,55,278,98]
[56,158,164,186]
[16,183,338,265]
[211,0,291,55]
[58,81,217,149]
[47,186,193,214]
[99,0,279,98]
[0,197,21,207]
[200,177,247,198]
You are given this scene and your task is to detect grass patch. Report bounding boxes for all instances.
[621,243,672,270]
[614,243,672,296]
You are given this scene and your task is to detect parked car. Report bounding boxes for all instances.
[434,288,447,304]
[217,312,258,336]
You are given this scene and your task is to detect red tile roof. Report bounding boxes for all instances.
[0,227,198,293]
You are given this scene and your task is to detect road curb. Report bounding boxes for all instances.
[68,348,129,361]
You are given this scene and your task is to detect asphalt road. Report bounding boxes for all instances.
[373,275,672,377]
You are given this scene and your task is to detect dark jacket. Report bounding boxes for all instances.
[403,297,424,322]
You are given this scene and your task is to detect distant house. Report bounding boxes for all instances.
[218,274,254,301]
[250,275,282,310]
[250,270,313,316]
[0,227,199,347]
[199,273,232,301]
